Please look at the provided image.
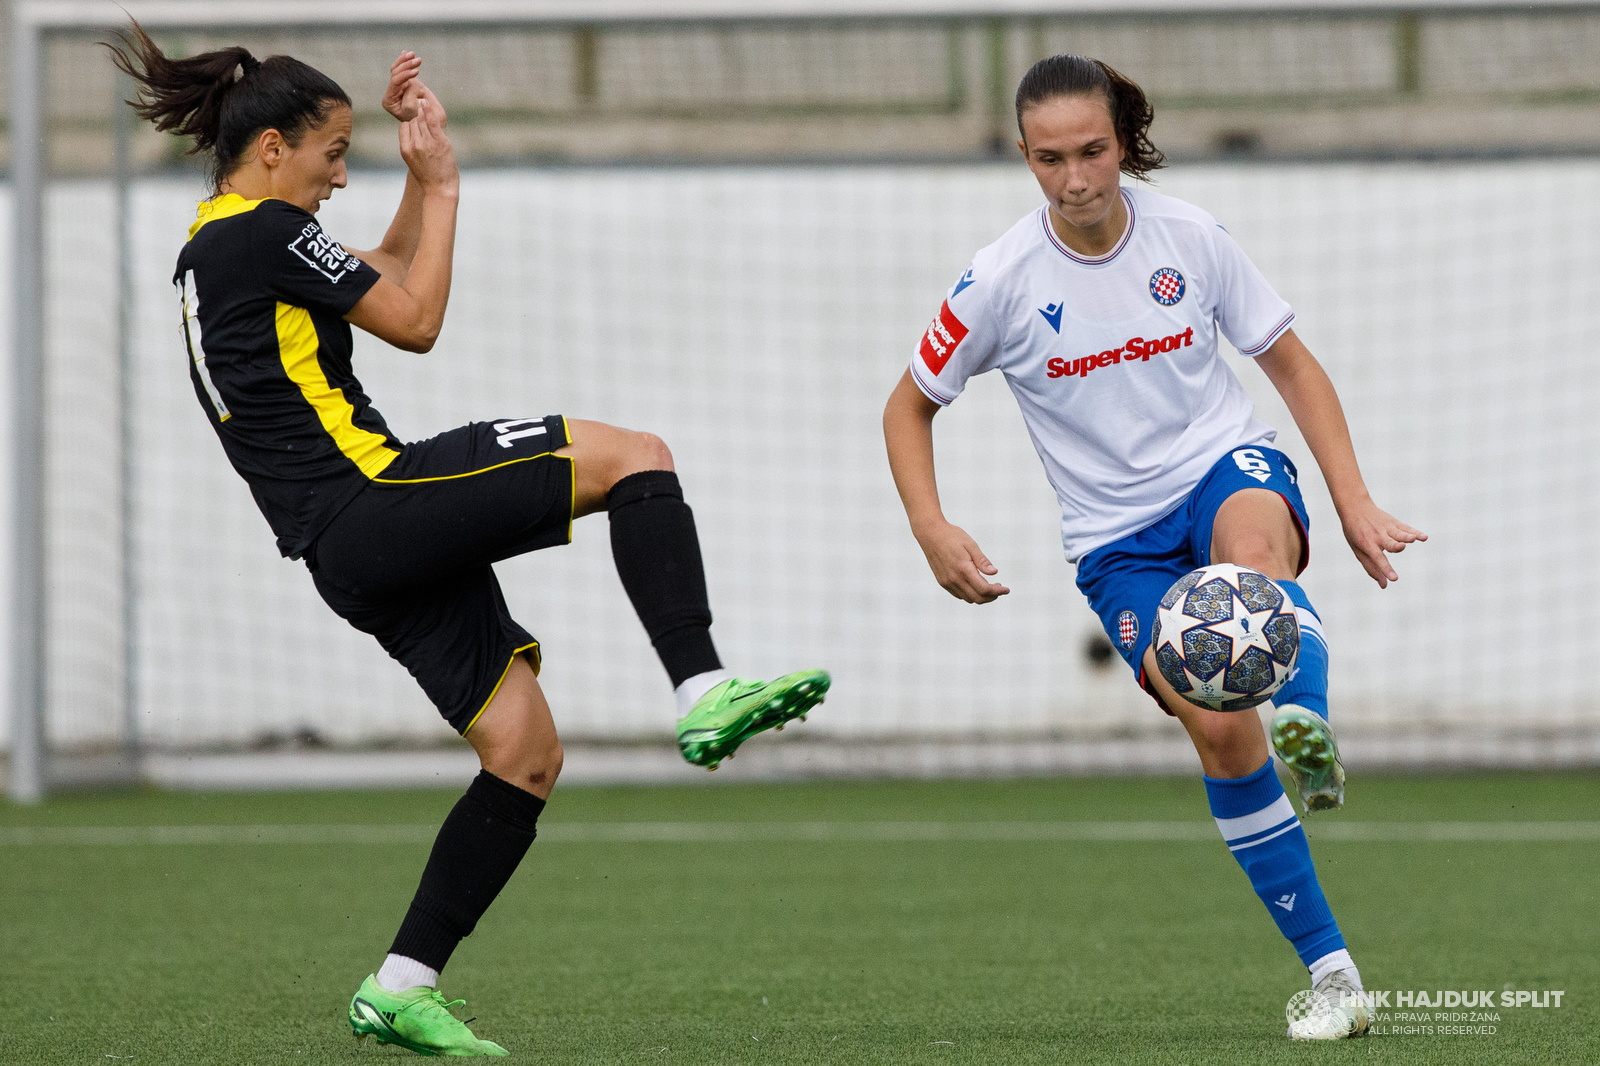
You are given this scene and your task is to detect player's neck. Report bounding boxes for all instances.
[215,167,319,214]
[1047,191,1128,258]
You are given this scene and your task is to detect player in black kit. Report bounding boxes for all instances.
[112,25,828,1057]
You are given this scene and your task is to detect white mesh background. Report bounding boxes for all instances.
[28,159,1600,750]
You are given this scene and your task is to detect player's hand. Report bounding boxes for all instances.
[1338,496,1426,589]
[915,519,1010,604]
[382,52,422,119]
[382,52,448,127]
[398,96,458,194]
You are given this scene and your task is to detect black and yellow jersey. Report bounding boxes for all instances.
[174,194,394,557]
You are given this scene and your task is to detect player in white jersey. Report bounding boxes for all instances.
[884,55,1426,1040]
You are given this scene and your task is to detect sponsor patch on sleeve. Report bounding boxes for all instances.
[288,221,363,283]
[918,300,969,376]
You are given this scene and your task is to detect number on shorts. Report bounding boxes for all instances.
[1231,448,1272,484]
[492,418,548,449]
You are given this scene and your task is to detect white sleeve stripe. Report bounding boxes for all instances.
[1213,793,1298,841]
[1238,312,1296,356]
[909,358,955,406]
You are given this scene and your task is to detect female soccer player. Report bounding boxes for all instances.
[112,27,827,1057]
[883,55,1424,1040]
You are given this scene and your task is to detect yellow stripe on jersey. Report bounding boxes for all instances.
[275,302,400,479]
[188,193,269,240]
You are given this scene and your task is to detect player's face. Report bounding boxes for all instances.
[276,104,353,214]
[1017,94,1126,233]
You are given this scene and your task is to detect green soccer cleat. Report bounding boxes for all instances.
[676,670,830,769]
[348,974,508,1057]
[1271,705,1346,813]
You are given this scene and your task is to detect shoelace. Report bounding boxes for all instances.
[415,990,468,1018]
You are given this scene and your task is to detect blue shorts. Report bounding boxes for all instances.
[1075,445,1309,704]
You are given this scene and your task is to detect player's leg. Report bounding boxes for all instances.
[352,657,552,1057]
[556,419,829,768]
[380,656,557,992]
[1190,469,1365,1037]
[557,420,723,696]
[1142,655,1366,1037]
[1210,487,1343,812]
[1080,516,1362,1037]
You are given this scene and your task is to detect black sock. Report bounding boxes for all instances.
[606,470,723,687]
[388,771,547,972]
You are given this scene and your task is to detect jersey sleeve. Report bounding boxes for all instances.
[908,266,1003,406]
[1208,225,1295,358]
[250,200,381,316]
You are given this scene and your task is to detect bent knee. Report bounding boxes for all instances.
[488,738,563,797]
[1189,718,1266,777]
[1217,535,1290,577]
[529,739,564,790]
[628,431,673,474]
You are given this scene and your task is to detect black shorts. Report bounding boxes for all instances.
[306,415,574,734]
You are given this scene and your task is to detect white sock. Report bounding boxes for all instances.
[376,953,439,993]
[1308,948,1360,989]
[675,668,734,719]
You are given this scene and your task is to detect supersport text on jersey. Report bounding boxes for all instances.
[909,186,1296,562]
[1046,327,1195,379]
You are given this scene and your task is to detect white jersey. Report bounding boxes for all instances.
[910,184,1294,563]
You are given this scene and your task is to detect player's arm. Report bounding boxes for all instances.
[1256,329,1426,588]
[344,89,458,354]
[883,369,1010,604]
[343,53,434,284]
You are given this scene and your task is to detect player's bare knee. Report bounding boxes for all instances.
[503,738,562,795]
[631,430,673,473]
[603,430,673,493]
[1193,716,1267,776]
[1218,536,1290,578]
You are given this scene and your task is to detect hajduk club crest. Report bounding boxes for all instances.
[1149,267,1185,306]
[1117,610,1139,650]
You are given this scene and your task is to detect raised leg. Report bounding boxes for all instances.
[558,420,725,691]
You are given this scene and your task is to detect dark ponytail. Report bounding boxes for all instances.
[106,21,351,191]
[1015,55,1164,179]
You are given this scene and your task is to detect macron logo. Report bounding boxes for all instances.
[1274,893,1297,912]
[1038,301,1063,333]
[952,268,975,298]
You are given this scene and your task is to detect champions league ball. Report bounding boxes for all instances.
[1151,563,1300,712]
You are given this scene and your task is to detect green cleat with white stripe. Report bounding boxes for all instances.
[348,974,508,1057]
[1271,705,1346,813]
[676,670,830,769]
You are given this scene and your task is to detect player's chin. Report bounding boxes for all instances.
[1055,195,1110,224]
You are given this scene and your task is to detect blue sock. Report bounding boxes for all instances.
[1205,760,1344,965]
[1272,580,1328,720]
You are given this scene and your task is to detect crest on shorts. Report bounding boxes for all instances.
[1149,267,1185,306]
[1117,610,1139,649]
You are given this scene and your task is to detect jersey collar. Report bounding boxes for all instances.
[1039,188,1135,266]
[188,193,270,241]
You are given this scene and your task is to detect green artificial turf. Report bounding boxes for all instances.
[3,772,1595,1064]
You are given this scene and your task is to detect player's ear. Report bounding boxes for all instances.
[257,127,285,167]
[1016,137,1027,159]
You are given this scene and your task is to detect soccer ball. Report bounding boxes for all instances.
[1151,563,1300,712]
